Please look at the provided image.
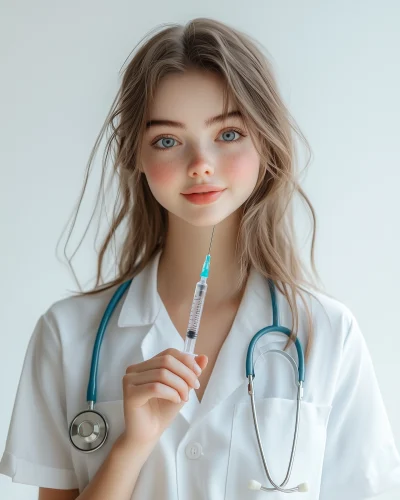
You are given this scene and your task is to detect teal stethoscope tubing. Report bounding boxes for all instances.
[87,279,132,403]
[246,279,305,382]
[70,277,306,494]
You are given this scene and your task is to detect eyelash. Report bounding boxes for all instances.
[150,128,247,151]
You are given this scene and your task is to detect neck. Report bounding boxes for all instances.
[157,210,247,308]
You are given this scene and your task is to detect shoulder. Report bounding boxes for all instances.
[306,287,354,325]
[293,285,359,348]
[41,284,121,343]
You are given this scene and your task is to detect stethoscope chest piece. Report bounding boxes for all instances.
[69,410,108,453]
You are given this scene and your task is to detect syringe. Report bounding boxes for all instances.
[183,227,215,354]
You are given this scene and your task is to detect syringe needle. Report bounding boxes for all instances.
[208,226,215,254]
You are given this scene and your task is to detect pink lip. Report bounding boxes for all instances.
[182,184,225,194]
[182,189,226,205]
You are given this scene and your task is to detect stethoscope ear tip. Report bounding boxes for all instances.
[248,479,262,490]
[298,482,309,492]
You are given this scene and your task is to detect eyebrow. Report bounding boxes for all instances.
[145,110,243,131]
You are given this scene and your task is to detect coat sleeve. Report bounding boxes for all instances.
[0,313,79,489]
[319,314,400,499]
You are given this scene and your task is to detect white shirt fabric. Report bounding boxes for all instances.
[1,251,400,499]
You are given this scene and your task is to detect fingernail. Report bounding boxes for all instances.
[193,361,202,376]
[194,379,200,389]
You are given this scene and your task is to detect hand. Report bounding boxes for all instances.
[119,348,208,449]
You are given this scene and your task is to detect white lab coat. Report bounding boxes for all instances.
[1,251,400,499]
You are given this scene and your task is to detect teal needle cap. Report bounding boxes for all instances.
[200,254,211,278]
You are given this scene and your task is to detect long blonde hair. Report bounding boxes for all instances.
[60,18,324,361]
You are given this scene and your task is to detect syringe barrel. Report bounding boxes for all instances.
[185,278,208,343]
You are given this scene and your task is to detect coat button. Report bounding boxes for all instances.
[185,442,203,460]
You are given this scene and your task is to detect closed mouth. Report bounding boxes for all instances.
[182,185,226,195]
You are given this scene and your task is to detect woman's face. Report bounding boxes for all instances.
[140,69,261,227]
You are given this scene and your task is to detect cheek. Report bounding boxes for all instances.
[224,149,260,184]
[145,163,178,187]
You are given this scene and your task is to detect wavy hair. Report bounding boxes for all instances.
[60,18,324,361]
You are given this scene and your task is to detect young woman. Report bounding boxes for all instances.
[1,17,399,500]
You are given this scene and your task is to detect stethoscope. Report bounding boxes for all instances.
[69,278,308,494]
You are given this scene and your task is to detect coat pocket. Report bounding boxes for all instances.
[225,397,332,499]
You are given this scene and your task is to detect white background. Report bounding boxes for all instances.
[1,1,399,498]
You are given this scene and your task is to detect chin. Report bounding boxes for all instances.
[184,217,222,227]
[175,207,239,228]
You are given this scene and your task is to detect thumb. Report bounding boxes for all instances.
[194,354,208,371]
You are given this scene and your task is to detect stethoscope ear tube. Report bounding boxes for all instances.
[245,280,307,493]
[246,280,305,382]
[245,325,305,382]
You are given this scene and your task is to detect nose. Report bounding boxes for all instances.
[188,157,215,178]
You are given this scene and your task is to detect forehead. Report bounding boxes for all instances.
[147,70,237,123]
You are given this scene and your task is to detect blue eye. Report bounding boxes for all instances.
[151,128,246,151]
[152,136,177,150]
[220,130,240,142]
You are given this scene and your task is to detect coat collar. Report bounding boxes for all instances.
[117,250,276,331]
[117,251,163,328]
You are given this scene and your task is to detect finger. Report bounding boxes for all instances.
[125,348,188,373]
[194,354,208,372]
[123,379,182,407]
[126,368,195,402]
[126,349,201,388]
[155,348,204,372]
